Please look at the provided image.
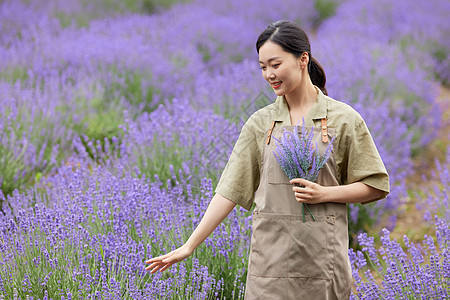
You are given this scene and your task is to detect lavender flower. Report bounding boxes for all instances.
[0,0,447,298]
[272,120,335,221]
[350,216,450,299]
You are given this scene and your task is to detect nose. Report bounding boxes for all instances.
[265,68,276,81]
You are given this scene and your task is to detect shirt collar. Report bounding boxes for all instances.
[273,86,328,126]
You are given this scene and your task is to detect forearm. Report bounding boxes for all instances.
[291,178,384,204]
[325,182,382,204]
[184,193,236,253]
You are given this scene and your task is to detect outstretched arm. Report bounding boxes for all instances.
[290,178,383,204]
[145,193,236,273]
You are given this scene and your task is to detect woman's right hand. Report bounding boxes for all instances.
[145,194,236,274]
[145,244,192,273]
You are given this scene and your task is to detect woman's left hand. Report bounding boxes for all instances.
[290,178,328,204]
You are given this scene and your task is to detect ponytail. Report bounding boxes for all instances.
[309,56,327,96]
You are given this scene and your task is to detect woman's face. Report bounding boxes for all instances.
[258,41,308,97]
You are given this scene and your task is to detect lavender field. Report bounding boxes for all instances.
[0,0,449,299]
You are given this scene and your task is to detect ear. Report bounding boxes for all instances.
[298,52,309,69]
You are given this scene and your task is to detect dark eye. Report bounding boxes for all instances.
[272,64,280,68]
[259,66,266,71]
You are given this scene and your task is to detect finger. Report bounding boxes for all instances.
[145,261,161,271]
[145,252,173,264]
[290,178,302,184]
[160,255,180,266]
[146,261,163,270]
[294,192,305,200]
[145,263,156,271]
[146,257,161,264]
[149,263,166,273]
[146,252,179,272]
[292,185,307,192]
[145,264,157,271]
[290,178,309,186]
[295,190,312,200]
[293,185,314,196]
[159,263,173,272]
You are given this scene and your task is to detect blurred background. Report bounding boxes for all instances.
[0,0,448,298]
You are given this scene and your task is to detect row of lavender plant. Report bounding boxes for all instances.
[0,1,325,298]
[3,147,446,299]
[0,71,138,199]
[0,0,318,195]
[311,0,448,233]
[314,0,450,295]
[2,0,447,224]
[0,81,67,200]
[349,149,450,297]
[349,216,449,299]
[1,161,251,299]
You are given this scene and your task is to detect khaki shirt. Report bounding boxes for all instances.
[215,88,390,211]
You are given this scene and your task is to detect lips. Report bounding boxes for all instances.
[270,81,282,89]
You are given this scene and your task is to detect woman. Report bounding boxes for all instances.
[145,20,389,299]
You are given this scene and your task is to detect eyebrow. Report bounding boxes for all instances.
[259,57,282,64]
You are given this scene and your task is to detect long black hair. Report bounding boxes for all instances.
[256,20,327,95]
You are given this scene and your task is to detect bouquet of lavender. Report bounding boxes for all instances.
[273,121,335,222]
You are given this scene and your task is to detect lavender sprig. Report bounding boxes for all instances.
[273,120,335,222]
[349,216,450,299]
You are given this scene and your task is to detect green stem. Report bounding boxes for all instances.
[304,203,316,221]
[295,183,316,223]
[302,203,305,223]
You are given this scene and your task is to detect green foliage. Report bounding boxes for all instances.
[67,80,125,160]
[73,101,123,162]
[0,112,61,202]
[397,34,448,86]
[0,145,29,197]
[54,11,90,28]
[104,69,161,113]
[72,95,123,141]
[133,136,220,190]
[0,66,30,84]
[134,137,186,185]
[50,0,194,28]
[314,0,339,26]
[140,0,192,14]
[347,204,380,248]
[100,0,193,15]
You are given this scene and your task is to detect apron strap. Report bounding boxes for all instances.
[267,121,277,145]
[321,118,328,143]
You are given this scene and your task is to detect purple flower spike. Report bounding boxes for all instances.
[273,119,334,222]
[350,216,450,299]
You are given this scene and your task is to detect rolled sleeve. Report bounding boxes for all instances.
[344,119,390,204]
[215,120,261,211]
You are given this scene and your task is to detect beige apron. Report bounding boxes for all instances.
[244,123,352,300]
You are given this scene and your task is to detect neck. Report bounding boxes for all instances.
[284,79,317,110]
